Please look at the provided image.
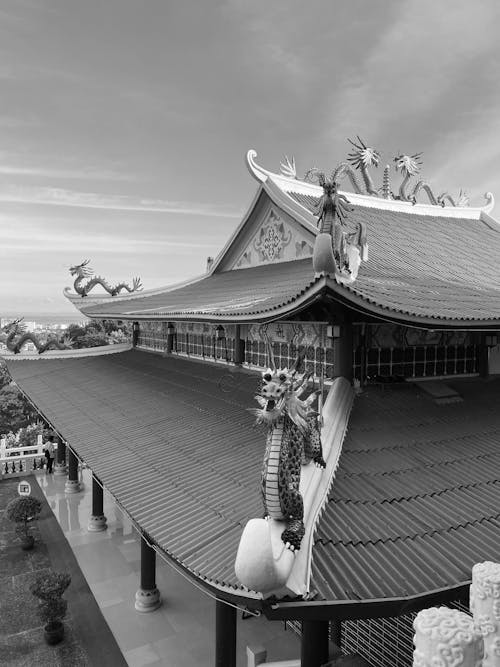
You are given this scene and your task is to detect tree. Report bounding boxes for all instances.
[0,385,36,435]
[0,361,12,391]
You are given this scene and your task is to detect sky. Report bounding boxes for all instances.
[2,0,500,315]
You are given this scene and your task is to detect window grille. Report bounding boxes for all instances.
[353,344,478,381]
[244,340,334,380]
[173,332,235,363]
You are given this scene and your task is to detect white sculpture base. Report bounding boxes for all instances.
[135,587,161,613]
[87,514,107,532]
[53,463,67,477]
[413,606,483,666]
[471,561,500,666]
[234,518,295,596]
[64,479,81,494]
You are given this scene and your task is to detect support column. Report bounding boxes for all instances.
[53,438,67,476]
[64,448,81,494]
[135,534,161,612]
[233,324,245,365]
[301,620,329,667]
[215,599,236,667]
[87,474,107,532]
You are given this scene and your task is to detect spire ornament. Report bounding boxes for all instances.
[347,136,380,196]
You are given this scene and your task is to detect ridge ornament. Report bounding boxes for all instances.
[69,259,142,297]
[0,319,73,355]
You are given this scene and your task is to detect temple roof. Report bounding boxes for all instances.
[75,202,500,326]
[64,149,500,326]
[6,351,500,616]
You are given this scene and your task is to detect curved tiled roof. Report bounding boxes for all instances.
[310,378,500,605]
[6,351,500,616]
[291,191,500,323]
[75,190,500,325]
[78,259,319,321]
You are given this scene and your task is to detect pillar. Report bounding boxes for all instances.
[301,620,329,667]
[135,534,161,612]
[333,322,353,382]
[215,599,236,667]
[233,325,245,365]
[166,323,175,353]
[53,438,67,476]
[64,448,81,494]
[413,607,483,665]
[132,321,139,347]
[87,474,107,532]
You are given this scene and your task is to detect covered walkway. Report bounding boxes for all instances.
[35,467,299,666]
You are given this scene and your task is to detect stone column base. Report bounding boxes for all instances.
[65,479,81,494]
[135,587,161,613]
[87,514,107,532]
[53,463,67,477]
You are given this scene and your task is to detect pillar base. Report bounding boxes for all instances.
[135,587,161,613]
[53,463,67,477]
[65,479,81,494]
[87,514,107,532]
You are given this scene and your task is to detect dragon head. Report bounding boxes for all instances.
[251,346,318,431]
[347,136,381,170]
[2,318,25,335]
[69,259,94,278]
[393,152,422,177]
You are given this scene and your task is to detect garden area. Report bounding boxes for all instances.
[0,475,126,666]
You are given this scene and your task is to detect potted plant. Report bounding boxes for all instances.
[5,496,42,550]
[31,570,71,645]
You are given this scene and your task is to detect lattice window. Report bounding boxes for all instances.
[342,600,469,667]
[354,344,478,381]
[173,332,235,363]
[244,340,334,380]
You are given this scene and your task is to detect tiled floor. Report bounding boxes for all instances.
[36,468,300,667]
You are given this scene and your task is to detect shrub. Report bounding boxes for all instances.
[5,496,42,538]
[31,571,71,628]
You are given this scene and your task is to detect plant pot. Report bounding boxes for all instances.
[20,534,34,551]
[44,621,64,645]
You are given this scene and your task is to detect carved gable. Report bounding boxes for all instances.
[232,209,313,270]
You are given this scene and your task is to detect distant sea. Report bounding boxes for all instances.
[2,313,89,326]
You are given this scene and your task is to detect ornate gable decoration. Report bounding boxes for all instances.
[233,210,312,270]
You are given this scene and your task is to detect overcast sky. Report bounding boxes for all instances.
[2,0,500,315]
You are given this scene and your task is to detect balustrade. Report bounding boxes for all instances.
[0,437,47,477]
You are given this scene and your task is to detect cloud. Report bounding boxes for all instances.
[325,1,500,142]
[0,185,242,218]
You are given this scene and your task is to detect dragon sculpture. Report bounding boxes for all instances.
[347,136,380,196]
[0,319,73,355]
[69,259,142,297]
[393,152,458,206]
[250,347,325,551]
[310,169,368,282]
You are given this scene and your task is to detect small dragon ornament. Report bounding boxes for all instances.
[0,319,73,355]
[250,349,325,551]
[69,259,142,297]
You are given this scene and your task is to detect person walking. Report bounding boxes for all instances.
[45,435,55,474]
